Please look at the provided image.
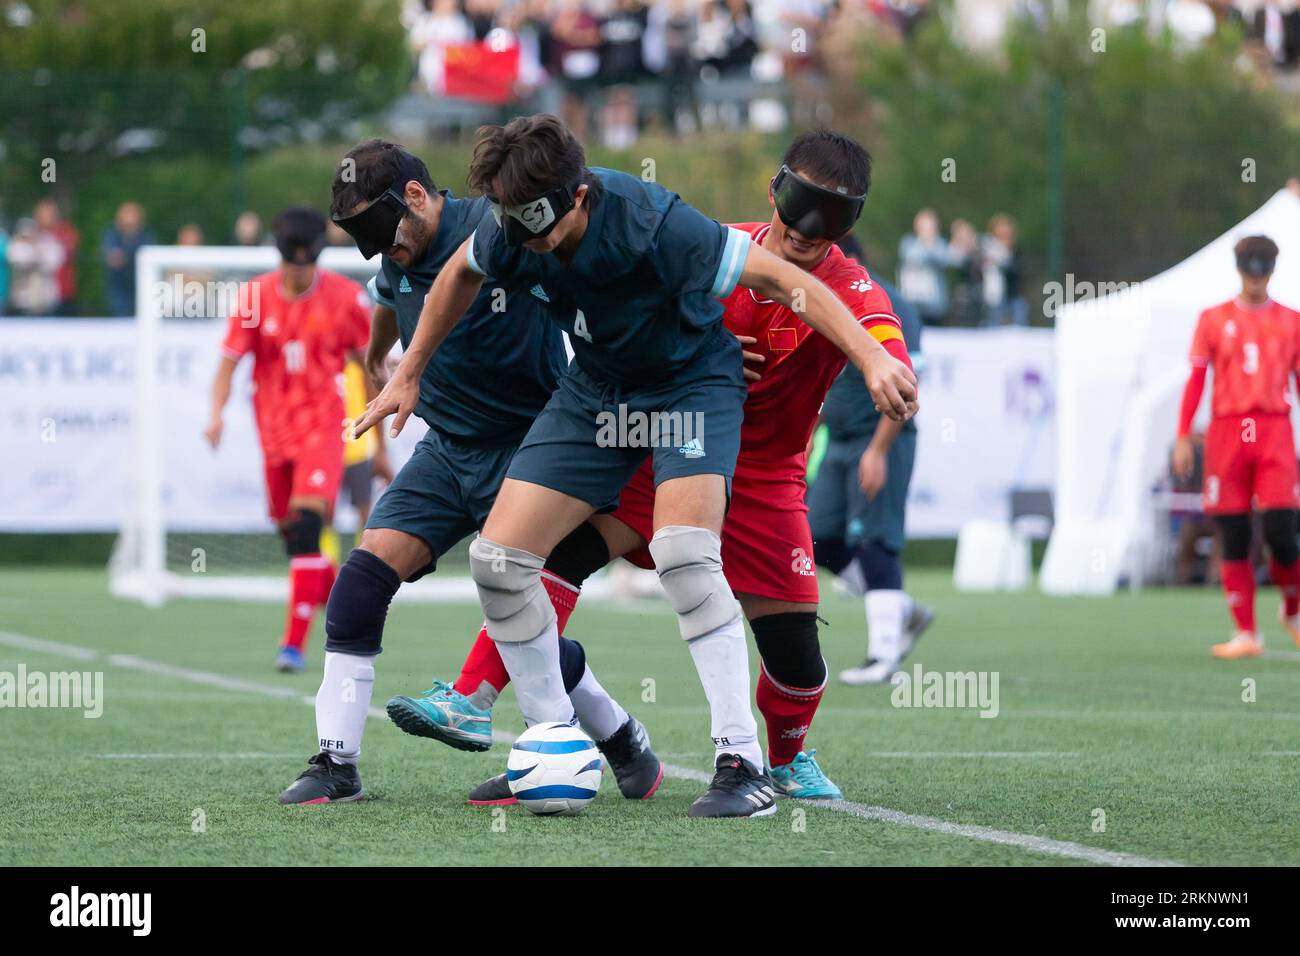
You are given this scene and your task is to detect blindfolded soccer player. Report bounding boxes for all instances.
[1173,235,1300,660]
[356,117,917,817]
[204,209,372,673]
[277,141,658,806]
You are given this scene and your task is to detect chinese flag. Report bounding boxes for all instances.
[444,41,521,105]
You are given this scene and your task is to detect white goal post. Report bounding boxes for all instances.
[108,244,472,606]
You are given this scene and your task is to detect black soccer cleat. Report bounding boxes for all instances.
[467,772,517,806]
[278,752,364,805]
[687,753,777,818]
[596,715,664,800]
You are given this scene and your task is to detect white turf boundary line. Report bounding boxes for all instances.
[0,630,1185,868]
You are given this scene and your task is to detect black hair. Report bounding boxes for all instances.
[468,113,602,208]
[330,140,436,218]
[271,207,326,249]
[782,129,871,197]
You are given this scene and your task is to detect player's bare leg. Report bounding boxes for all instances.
[276,494,334,673]
[470,478,596,727]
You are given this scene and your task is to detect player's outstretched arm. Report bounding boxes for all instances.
[353,239,484,440]
[737,241,917,421]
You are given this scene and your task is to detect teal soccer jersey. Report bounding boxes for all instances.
[367,190,568,447]
[466,167,750,389]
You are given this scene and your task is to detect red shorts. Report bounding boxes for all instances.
[613,458,820,604]
[262,430,345,522]
[1203,413,1300,514]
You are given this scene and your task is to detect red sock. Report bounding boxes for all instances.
[1269,558,1300,618]
[1220,559,1257,634]
[452,570,582,695]
[282,554,332,651]
[756,663,826,768]
[541,570,579,633]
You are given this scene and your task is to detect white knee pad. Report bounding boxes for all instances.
[468,536,555,644]
[648,525,740,641]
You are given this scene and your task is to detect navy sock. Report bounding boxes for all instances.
[324,549,401,656]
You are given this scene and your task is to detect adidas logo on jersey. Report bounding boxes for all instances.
[398,276,412,294]
[678,438,705,459]
[530,284,550,302]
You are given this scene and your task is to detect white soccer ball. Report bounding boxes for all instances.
[506,722,603,816]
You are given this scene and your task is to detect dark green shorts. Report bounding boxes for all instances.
[808,429,917,554]
[366,429,516,581]
[505,363,746,511]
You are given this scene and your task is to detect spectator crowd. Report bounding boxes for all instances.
[961,1,1300,72]
[0,203,351,318]
[401,0,931,140]
[897,208,1028,327]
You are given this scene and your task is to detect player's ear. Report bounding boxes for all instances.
[404,180,427,208]
[574,183,589,210]
[767,179,776,210]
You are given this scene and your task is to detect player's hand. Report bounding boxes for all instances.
[859,446,887,500]
[734,333,764,383]
[862,350,918,422]
[203,416,223,450]
[355,368,418,440]
[1172,435,1195,480]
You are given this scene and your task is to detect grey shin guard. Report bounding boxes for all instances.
[468,536,555,644]
[648,525,741,640]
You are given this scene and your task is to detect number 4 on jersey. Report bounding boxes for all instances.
[573,309,593,343]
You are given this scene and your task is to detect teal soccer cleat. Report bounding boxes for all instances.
[768,750,843,800]
[386,680,493,753]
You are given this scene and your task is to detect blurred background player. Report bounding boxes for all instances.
[808,233,933,685]
[1172,235,1300,659]
[393,130,916,803]
[204,208,371,673]
[278,140,659,806]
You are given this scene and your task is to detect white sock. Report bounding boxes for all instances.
[865,589,906,662]
[315,651,376,765]
[686,618,763,772]
[839,558,867,597]
[494,622,576,727]
[569,665,629,742]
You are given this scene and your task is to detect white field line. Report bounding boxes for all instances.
[96,753,304,760]
[1,630,1185,867]
[866,751,1081,759]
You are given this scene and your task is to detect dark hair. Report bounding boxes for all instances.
[330,139,435,218]
[1235,235,1279,262]
[272,207,326,248]
[782,129,871,197]
[467,113,601,207]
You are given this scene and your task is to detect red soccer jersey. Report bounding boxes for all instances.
[221,269,371,464]
[721,222,906,479]
[1189,298,1300,419]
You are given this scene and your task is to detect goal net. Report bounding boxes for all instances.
[108,244,473,606]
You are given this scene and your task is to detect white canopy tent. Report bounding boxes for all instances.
[1041,187,1300,594]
